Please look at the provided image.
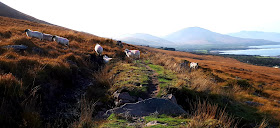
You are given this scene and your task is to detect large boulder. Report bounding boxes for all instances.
[105,98,187,117]
[113,91,137,106]
[162,94,177,104]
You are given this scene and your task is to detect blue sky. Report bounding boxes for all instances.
[2,0,280,38]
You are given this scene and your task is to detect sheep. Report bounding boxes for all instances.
[52,35,69,46]
[95,44,103,55]
[103,55,112,63]
[42,33,54,41]
[124,49,140,59]
[190,62,199,69]
[25,29,43,40]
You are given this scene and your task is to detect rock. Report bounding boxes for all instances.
[146,121,166,127]
[117,92,136,102]
[245,101,264,106]
[162,94,177,104]
[138,97,143,101]
[119,99,131,104]
[105,98,187,117]
[2,45,28,50]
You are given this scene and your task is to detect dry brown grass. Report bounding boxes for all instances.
[72,98,96,128]
[0,16,137,127]
[188,100,236,128]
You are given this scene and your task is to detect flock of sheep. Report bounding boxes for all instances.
[25,29,198,68]
[94,43,140,63]
[25,29,69,46]
[25,29,141,64]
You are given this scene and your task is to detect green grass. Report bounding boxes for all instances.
[144,115,190,127]
[101,114,191,128]
[101,114,133,128]
[148,64,177,96]
[111,62,152,97]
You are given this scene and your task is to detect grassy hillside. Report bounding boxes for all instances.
[0,2,50,25]
[0,16,279,127]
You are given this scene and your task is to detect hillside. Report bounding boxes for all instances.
[1,15,280,127]
[228,31,280,42]
[0,2,50,24]
[117,33,174,47]
[163,27,280,50]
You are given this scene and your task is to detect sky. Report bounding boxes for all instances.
[2,0,280,38]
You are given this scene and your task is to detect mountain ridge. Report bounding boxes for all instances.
[0,2,51,25]
[228,31,280,42]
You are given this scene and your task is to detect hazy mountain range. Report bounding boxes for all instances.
[118,27,280,50]
[118,33,174,47]
[228,31,280,42]
[0,2,50,25]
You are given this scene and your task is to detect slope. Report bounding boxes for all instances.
[0,2,51,24]
[118,33,175,47]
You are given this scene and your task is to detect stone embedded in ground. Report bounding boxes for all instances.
[117,92,136,102]
[105,98,187,117]
[245,101,264,106]
[146,121,166,127]
[2,45,28,50]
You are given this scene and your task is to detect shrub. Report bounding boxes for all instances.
[0,31,12,39]
[0,73,23,98]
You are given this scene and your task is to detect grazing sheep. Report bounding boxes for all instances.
[42,33,54,41]
[52,35,69,46]
[103,55,112,63]
[95,44,103,55]
[124,49,140,59]
[190,62,198,69]
[25,29,43,40]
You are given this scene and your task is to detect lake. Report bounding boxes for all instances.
[217,45,280,56]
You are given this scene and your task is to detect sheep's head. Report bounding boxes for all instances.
[52,36,56,40]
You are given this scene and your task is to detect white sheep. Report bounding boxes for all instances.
[25,29,43,40]
[42,33,54,41]
[190,62,199,69]
[52,35,69,46]
[95,44,103,55]
[103,55,112,63]
[124,49,140,59]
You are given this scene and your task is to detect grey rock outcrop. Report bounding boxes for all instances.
[105,98,186,117]
[2,45,28,50]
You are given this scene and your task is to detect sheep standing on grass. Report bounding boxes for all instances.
[25,29,43,40]
[52,35,69,46]
[95,44,103,55]
[190,62,199,69]
[42,33,54,41]
[124,49,140,59]
[103,55,112,63]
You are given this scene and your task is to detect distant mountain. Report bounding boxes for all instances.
[0,2,50,24]
[118,33,174,47]
[228,31,280,42]
[163,27,277,45]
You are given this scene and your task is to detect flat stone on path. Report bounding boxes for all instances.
[105,98,187,117]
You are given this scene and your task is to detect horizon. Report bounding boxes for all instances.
[2,0,280,38]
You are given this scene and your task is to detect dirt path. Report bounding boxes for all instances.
[146,65,160,98]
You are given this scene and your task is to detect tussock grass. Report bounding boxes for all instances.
[188,100,236,128]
